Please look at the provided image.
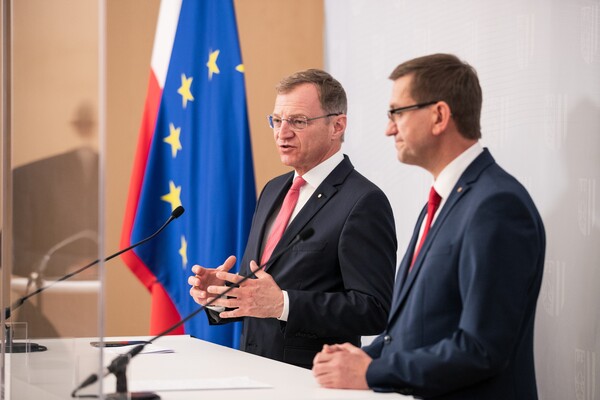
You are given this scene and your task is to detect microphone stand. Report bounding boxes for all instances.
[26,229,99,295]
[4,230,99,353]
[3,324,46,353]
[3,206,185,354]
[71,227,314,400]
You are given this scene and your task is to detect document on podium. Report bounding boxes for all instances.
[129,376,272,392]
[104,343,174,355]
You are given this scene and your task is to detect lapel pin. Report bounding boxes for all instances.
[317,193,323,198]
[457,187,463,193]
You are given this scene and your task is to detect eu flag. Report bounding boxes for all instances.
[121,0,255,348]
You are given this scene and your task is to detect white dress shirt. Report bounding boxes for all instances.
[413,142,484,255]
[262,150,345,321]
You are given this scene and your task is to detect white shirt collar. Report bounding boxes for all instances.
[295,149,344,189]
[433,142,484,201]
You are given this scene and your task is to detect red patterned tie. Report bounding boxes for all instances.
[411,187,442,270]
[260,176,307,265]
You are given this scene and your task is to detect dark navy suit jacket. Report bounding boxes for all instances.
[210,156,397,368]
[364,149,545,399]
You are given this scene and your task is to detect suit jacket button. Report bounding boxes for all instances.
[384,335,392,344]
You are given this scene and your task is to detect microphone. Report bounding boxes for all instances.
[71,227,314,399]
[4,206,185,353]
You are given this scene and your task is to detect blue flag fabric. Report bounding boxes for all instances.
[127,0,255,348]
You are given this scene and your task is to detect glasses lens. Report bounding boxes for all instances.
[291,117,308,130]
[268,115,283,129]
[388,110,401,122]
[268,115,310,130]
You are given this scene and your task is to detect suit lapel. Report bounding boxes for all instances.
[264,156,354,273]
[249,173,294,266]
[388,149,495,322]
[389,206,426,315]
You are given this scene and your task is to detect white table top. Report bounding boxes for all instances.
[5,335,409,400]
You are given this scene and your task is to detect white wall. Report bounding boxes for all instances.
[325,1,599,399]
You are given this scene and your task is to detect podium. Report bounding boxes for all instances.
[6,335,408,399]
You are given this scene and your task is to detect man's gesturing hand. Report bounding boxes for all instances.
[205,260,284,319]
[188,255,236,306]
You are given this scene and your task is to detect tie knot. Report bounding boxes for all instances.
[290,176,306,192]
[428,186,441,207]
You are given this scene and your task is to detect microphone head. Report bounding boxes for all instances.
[172,206,185,219]
[298,227,314,241]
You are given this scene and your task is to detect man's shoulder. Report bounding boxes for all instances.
[259,171,294,198]
[475,160,530,196]
[319,155,376,188]
[461,160,542,224]
[341,167,386,194]
[265,170,294,187]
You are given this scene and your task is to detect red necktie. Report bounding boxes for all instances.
[411,187,442,269]
[260,176,307,265]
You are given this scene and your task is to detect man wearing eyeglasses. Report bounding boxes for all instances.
[313,54,545,399]
[188,69,397,369]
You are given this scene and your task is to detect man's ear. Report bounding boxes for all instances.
[331,114,347,140]
[431,101,452,136]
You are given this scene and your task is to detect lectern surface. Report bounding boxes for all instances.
[5,335,408,399]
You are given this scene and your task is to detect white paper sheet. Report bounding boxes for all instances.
[129,376,272,392]
[104,343,174,355]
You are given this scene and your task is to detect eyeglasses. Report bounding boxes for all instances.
[387,101,438,122]
[267,113,342,130]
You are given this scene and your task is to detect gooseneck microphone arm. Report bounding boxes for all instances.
[4,206,185,321]
[26,229,99,295]
[71,227,315,399]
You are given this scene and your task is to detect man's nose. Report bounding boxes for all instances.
[385,119,398,137]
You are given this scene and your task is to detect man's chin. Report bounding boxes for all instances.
[278,154,296,167]
[397,152,417,166]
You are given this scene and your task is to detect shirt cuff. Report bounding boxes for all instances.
[206,305,225,312]
[278,290,289,321]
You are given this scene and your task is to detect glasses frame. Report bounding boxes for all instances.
[267,113,342,130]
[387,101,439,122]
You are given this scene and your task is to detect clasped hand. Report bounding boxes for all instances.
[188,256,284,319]
[312,343,372,389]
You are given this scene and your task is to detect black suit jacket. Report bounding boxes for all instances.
[210,156,397,368]
[364,149,545,399]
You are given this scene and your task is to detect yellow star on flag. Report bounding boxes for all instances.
[161,181,182,211]
[179,235,188,269]
[164,123,182,158]
[206,49,220,80]
[177,74,194,108]
[235,64,244,73]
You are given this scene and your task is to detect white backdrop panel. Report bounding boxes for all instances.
[325,1,599,400]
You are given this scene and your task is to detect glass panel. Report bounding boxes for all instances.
[2,0,105,398]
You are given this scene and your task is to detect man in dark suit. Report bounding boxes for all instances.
[188,69,397,368]
[313,54,546,399]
